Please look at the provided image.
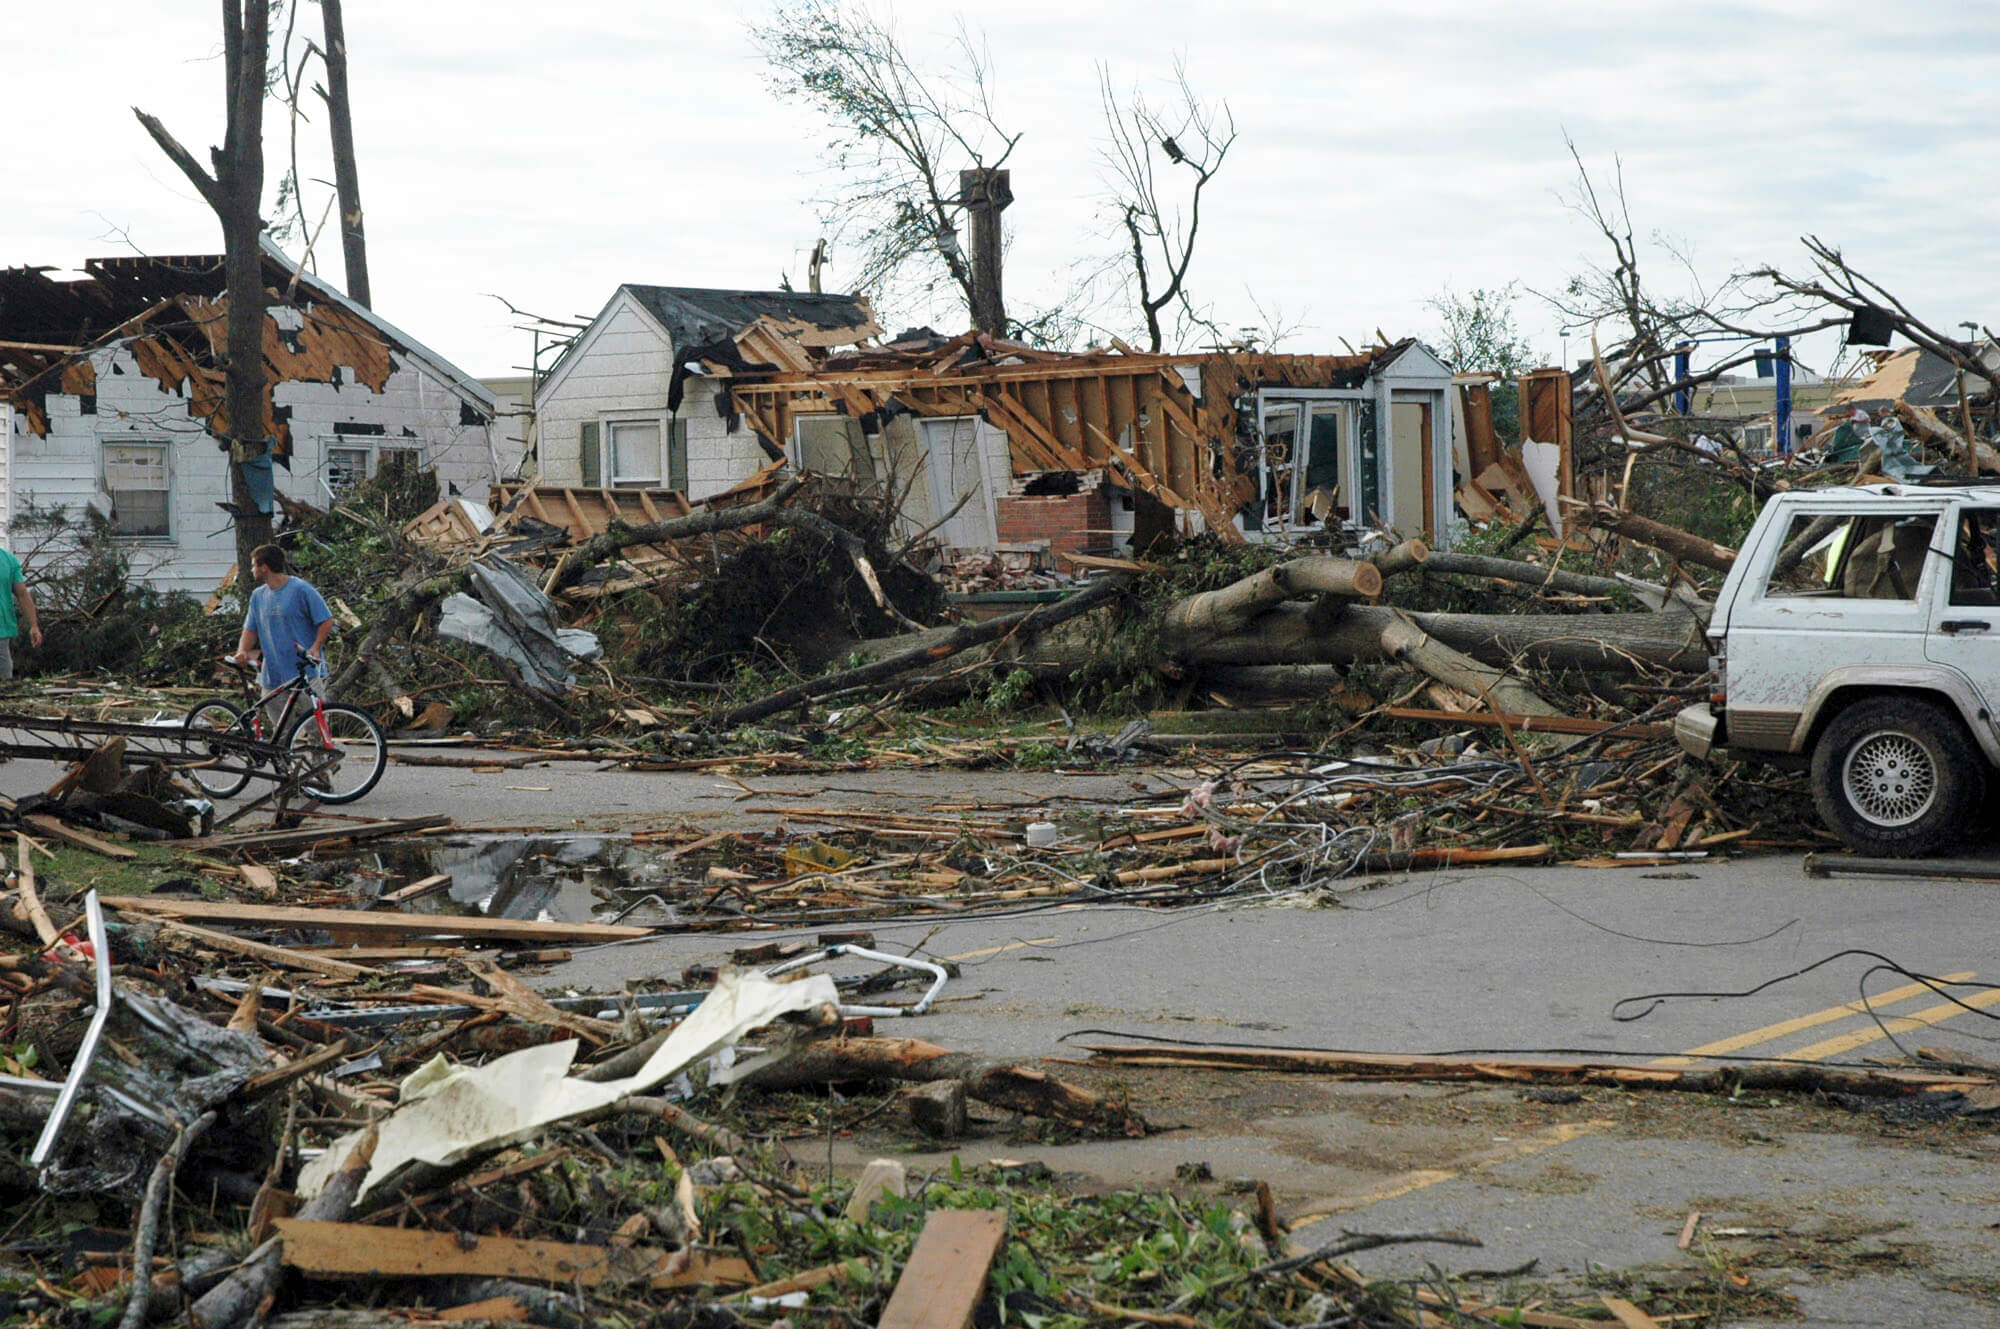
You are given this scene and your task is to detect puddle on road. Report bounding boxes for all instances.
[364,834,685,927]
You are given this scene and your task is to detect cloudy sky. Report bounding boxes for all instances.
[17,1,1998,380]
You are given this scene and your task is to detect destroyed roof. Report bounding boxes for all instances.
[0,242,494,412]
[620,285,880,351]
[1836,345,1994,409]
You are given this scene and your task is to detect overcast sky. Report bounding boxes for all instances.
[17,1,1999,380]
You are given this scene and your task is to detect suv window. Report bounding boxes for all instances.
[1950,508,2000,606]
[1763,512,1938,601]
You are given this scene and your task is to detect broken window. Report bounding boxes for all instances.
[103,442,170,538]
[1950,509,2000,606]
[326,445,369,497]
[1763,512,1938,600]
[795,415,877,486]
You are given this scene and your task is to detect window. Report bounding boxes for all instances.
[1764,512,1938,600]
[1950,509,2000,606]
[795,415,877,485]
[103,442,170,537]
[580,421,600,485]
[326,446,370,497]
[377,446,421,479]
[601,418,686,490]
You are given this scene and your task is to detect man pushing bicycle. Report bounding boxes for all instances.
[228,544,333,720]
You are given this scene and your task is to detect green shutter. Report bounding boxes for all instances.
[668,418,688,494]
[580,421,600,486]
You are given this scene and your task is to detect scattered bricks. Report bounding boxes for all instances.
[900,1079,968,1140]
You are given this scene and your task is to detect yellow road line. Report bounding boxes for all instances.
[1647,973,1976,1068]
[945,938,1057,962]
[1293,1119,1611,1223]
[1788,987,2000,1062]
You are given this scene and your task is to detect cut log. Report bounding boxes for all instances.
[1370,539,1430,577]
[1160,556,1381,648]
[739,1036,1148,1137]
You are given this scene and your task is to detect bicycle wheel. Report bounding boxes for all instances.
[182,699,255,798]
[283,702,386,805]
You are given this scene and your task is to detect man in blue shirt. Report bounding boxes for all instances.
[229,544,333,701]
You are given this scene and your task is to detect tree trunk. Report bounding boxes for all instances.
[1894,400,2000,475]
[1160,555,1380,648]
[1371,539,1429,577]
[320,0,371,307]
[1576,504,1735,572]
[718,573,1132,727]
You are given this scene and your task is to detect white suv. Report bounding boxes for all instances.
[1676,483,2000,856]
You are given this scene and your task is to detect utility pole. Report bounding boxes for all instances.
[321,0,370,307]
[959,168,1011,337]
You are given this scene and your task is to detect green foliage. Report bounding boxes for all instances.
[1426,284,1538,379]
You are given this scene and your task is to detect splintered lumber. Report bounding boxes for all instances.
[102,896,651,946]
[270,1220,753,1290]
[194,815,453,855]
[1161,556,1382,647]
[740,1037,1148,1136]
[1575,504,1736,572]
[11,834,58,947]
[23,813,139,860]
[876,1209,1007,1329]
[1383,708,1673,742]
[1355,844,1553,872]
[377,873,451,904]
[156,920,381,980]
[1077,1045,1993,1098]
[192,1130,378,1329]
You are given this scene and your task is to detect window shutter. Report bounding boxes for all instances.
[580,421,600,486]
[668,419,689,494]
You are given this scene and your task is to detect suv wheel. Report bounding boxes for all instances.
[1810,696,1984,857]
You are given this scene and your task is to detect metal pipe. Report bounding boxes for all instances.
[763,943,949,1017]
[31,892,111,1168]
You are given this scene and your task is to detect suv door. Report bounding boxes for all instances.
[1923,503,2000,744]
[1724,504,1943,750]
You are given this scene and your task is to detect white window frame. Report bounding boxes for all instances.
[318,437,429,501]
[102,440,172,541]
[597,415,687,491]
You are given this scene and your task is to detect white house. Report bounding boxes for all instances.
[0,243,499,594]
[532,284,880,499]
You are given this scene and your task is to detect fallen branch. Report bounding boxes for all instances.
[120,1111,218,1329]
[739,1036,1148,1136]
[1161,556,1382,648]
[717,574,1131,727]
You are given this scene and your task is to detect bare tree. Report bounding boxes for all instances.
[1751,237,1993,380]
[1096,60,1235,352]
[752,1,1018,321]
[133,0,275,584]
[320,0,370,306]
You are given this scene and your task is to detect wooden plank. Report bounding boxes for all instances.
[192,814,454,856]
[272,1219,754,1290]
[1600,1296,1664,1329]
[876,1209,1007,1329]
[104,896,651,945]
[10,833,60,947]
[155,919,382,980]
[22,814,139,861]
[377,873,452,905]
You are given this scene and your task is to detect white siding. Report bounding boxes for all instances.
[8,326,497,596]
[534,296,774,500]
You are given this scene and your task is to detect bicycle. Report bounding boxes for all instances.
[181,656,387,805]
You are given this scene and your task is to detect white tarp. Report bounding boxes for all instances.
[299,968,838,1201]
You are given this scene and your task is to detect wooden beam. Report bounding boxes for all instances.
[876,1209,1008,1329]
[157,918,382,979]
[271,1220,754,1290]
[104,896,652,945]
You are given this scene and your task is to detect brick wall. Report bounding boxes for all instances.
[995,488,1111,555]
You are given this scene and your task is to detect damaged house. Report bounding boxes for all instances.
[535,282,1462,553]
[0,244,498,593]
